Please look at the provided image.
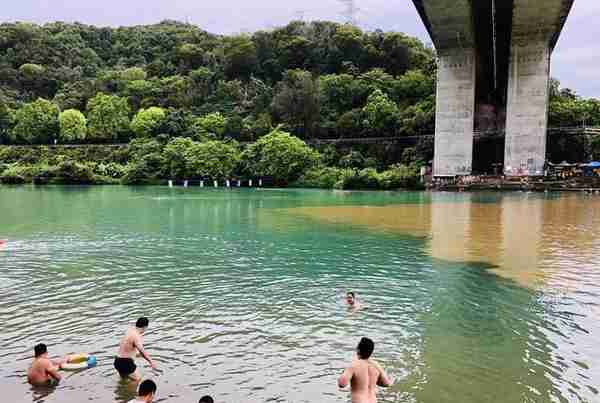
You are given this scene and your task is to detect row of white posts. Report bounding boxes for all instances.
[168,179,262,188]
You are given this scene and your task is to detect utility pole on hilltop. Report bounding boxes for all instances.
[294,9,306,22]
[339,0,359,25]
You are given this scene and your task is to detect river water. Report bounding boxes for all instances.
[0,186,598,403]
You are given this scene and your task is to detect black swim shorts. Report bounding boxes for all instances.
[114,357,137,377]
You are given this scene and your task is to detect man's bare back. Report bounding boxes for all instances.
[339,338,392,403]
[28,357,58,386]
[118,327,143,359]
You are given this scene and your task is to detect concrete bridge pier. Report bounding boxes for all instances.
[412,0,477,177]
[503,0,574,176]
[434,49,476,176]
[504,42,550,176]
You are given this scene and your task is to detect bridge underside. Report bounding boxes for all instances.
[413,0,575,176]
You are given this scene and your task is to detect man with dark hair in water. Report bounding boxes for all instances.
[27,343,71,386]
[199,396,214,403]
[114,317,157,381]
[338,337,393,403]
[346,291,362,312]
[128,379,157,403]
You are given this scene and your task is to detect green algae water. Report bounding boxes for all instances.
[0,186,599,403]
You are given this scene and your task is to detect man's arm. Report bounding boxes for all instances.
[338,367,353,389]
[370,360,393,387]
[134,338,157,369]
[44,360,62,383]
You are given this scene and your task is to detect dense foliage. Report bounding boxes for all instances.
[548,79,600,127]
[0,129,422,189]
[0,20,597,185]
[0,20,436,144]
[241,129,319,185]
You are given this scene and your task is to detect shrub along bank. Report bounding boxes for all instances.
[0,130,422,189]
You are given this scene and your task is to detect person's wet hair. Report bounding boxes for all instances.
[136,317,149,328]
[138,379,157,397]
[357,337,374,359]
[34,343,47,357]
[199,396,214,403]
[347,292,355,298]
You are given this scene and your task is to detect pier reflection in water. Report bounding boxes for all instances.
[0,187,598,402]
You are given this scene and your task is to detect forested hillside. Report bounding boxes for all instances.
[0,20,437,144]
[0,20,598,188]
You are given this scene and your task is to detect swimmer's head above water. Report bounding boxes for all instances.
[136,317,149,333]
[34,343,48,359]
[356,337,374,360]
[346,292,356,306]
[137,379,157,402]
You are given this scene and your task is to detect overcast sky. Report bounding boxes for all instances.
[2,0,598,97]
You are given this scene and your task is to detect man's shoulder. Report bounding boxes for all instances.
[37,357,51,366]
[125,328,138,339]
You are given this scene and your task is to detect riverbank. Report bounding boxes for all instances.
[430,175,600,192]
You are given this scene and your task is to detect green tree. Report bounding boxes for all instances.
[0,102,13,143]
[223,115,246,140]
[336,109,363,138]
[125,80,158,108]
[362,89,399,135]
[320,74,367,115]
[241,129,319,185]
[186,140,240,178]
[121,67,147,82]
[162,137,195,178]
[393,70,435,102]
[53,80,96,111]
[157,108,196,139]
[10,98,59,144]
[339,150,373,169]
[177,43,205,70]
[131,107,167,137]
[18,63,45,81]
[58,109,87,143]
[86,94,131,141]
[224,35,258,79]
[271,70,320,138]
[333,25,364,68]
[398,96,435,135]
[193,112,226,140]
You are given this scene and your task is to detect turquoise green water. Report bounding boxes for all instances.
[0,186,599,403]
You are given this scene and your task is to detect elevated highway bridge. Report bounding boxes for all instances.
[411,0,575,176]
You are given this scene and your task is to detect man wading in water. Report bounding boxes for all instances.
[27,344,71,386]
[114,317,157,381]
[338,337,393,403]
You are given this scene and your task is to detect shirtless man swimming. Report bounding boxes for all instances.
[346,292,363,312]
[27,343,70,386]
[114,317,157,381]
[338,337,393,403]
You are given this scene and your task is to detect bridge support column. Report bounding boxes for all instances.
[434,49,476,177]
[504,43,550,176]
